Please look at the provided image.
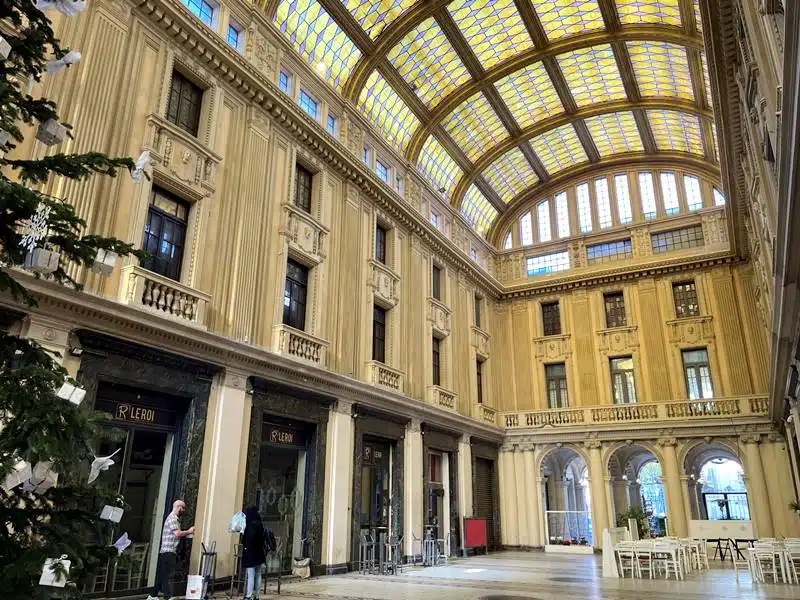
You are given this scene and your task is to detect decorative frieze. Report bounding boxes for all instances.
[597,325,639,353]
[533,333,571,361]
[282,203,328,265]
[471,326,490,359]
[244,25,276,80]
[118,265,210,328]
[271,324,329,366]
[701,212,730,246]
[666,316,714,345]
[427,298,452,338]
[369,260,400,309]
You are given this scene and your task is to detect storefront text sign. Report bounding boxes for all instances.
[116,404,156,423]
[95,398,176,428]
[264,423,305,447]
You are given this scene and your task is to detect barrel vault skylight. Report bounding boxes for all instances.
[273,0,720,241]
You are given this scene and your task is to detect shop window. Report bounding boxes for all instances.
[604,292,626,328]
[375,224,387,265]
[432,336,441,386]
[673,280,700,318]
[294,164,312,213]
[541,302,561,336]
[545,363,568,408]
[683,348,714,399]
[610,357,637,404]
[283,259,308,331]
[141,187,189,281]
[372,305,386,363]
[166,70,202,136]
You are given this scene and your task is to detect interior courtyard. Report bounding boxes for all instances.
[2,0,799,598]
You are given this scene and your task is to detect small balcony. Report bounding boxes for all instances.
[427,385,457,413]
[272,324,329,366]
[118,265,210,328]
[281,203,328,266]
[427,298,451,337]
[366,360,404,392]
[369,260,400,309]
[471,326,490,359]
[474,403,497,426]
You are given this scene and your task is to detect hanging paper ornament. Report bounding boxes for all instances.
[56,381,86,405]
[35,0,88,17]
[0,35,10,61]
[100,505,124,523]
[39,555,70,588]
[19,203,51,252]
[46,51,81,75]
[1,460,32,492]
[92,248,118,276]
[23,461,58,494]
[0,130,10,148]
[24,247,60,274]
[129,150,150,183]
[36,119,67,146]
[113,533,131,555]
[88,448,120,484]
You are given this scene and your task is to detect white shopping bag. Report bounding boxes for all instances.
[39,555,70,587]
[185,574,204,599]
[100,505,124,523]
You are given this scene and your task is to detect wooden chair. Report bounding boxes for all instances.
[615,541,639,578]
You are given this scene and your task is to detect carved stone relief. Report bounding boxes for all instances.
[533,334,572,361]
[666,316,714,345]
[245,25,276,80]
[597,326,639,353]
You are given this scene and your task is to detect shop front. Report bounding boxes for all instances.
[423,427,460,555]
[244,382,330,574]
[472,440,500,551]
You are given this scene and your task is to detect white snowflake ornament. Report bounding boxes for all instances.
[19,203,51,251]
[46,51,81,75]
[35,0,87,17]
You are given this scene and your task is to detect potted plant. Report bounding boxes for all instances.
[616,505,650,539]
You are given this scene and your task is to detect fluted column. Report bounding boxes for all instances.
[658,438,687,537]
[740,434,773,537]
[403,419,424,558]
[586,440,609,547]
[513,447,529,546]
[498,448,519,546]
[321,400,355,571]
[522,447,542,546]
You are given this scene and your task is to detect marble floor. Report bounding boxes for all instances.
[232,551,798,600]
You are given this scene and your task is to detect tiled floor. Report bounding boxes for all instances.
[234,551,798,599]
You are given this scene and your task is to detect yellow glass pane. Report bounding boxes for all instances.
[535,1,605,42]
[442,92,509,161]
[358,70,421,153]
[387,17,471,108]
[494,62,564,130]
[448,0,533,70]
[482,147,539,204]
[275,0,362,91]
[557,45,627,107]
[701,51,712,108]
[616,0,681,26]
[528,124,588,174]
[647,109,704,155]
[461,185,498,237]
[584,111,643,157]
[628,41,693,100]
[344,0,417,40]
[712,122,719,162]
[694,0,703,33]
[417,135,464,196]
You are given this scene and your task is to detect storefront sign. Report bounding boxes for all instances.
[265,424,305,447]
[95,398,177,428]
[363,444,389,466]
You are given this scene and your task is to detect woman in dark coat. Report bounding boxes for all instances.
[241,506,266,600]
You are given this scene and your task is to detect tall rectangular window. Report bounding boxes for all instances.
[683,349,713,399]
[614,174,633,224]
[395,174,403,194]
[432,264,442,301]
[141,187,189,281]
[375,160,389,183]
[430,212,440,229]
[294,164,312,213]
[546,363,568,409]
[604,292,627,328]
[363,146,371,166]
[611,357,637,404]
[713,188,726,206]
[555,191,570,238]
[595,177,612,229]
[299,90,318,119]
[283,259,308,331]
[537,201,552,242]
[432,336,441,386]
[166,71,202,136]
[476,359,484,404]
[372,305,386,363]
[520,211,534,245]
[684,175,703,210]
[327,114,337,136]
[182,0,215,26]
[541,302,561,336]
[375,225,387,264]
[673,281,700,318]
[661,172,680,215]
[226,23,242,50]
[474,294,482,328]
[278,70,292,95]
[639,172,657,219]
[576,182,593,233]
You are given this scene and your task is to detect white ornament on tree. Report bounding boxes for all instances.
[1,460,32,492]
[92,248,118,276]
[36,118,67,146]
[0,35,10,61]
[39,555,71,588]
[35,0,88,17]
[88,448,120,484]
[46,50,81,75]
[24,247,60,274]
[129,150,151,183]
[113,533,131,555]
[56,381,86,405]
[0,130,11,148]
[100,505,124,523]
[23,461,58,494]
[19,203,51,251]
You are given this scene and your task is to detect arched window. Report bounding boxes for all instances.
[595,178,612,229]
[576,182,592,233]
[699,458,749,520]
[537,200,552,242]
[684,175,703,210]
[713,188,726,206]
[555,191,570,238]
[660,172,680,215]
[520,211,534,246]
[638,460,667,519]
[639,172,657,219]
[614,174,633,224]
[503,231,512,249]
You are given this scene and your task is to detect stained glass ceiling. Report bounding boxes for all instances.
[273,0,717,241]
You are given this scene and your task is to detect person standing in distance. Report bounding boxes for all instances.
[147,499,195,600]
[241,506,267,600]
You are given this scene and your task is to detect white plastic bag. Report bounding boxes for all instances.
[228,511,246,534]
[185,574,204,599]
[39,555,70,587]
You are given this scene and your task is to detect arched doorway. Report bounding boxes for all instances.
[541,447,593,548]
[683,442,749,522]
[607,444,668,537]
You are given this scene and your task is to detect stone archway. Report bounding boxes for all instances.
[606,443,667,536]
[540,446,593,547]
[682,441,748,522]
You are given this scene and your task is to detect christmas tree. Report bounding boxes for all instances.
[1,1,147,597]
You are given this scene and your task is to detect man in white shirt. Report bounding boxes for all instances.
[147,500,194,600]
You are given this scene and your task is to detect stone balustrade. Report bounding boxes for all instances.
[426,385,457,412]
[366,360,404,392]
[119,265,210,327]
[503,396,770,430]
[475,403,497,426]
[272,324,329,366]
[427,297,452,337]
[369,260,400,309]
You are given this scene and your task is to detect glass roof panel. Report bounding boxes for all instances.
[647,109,704,155]
[343,0,417,40]
[627,41,693,100]
[693,0,703,33]
[386,17,471,108]
[557,45,627,107]
[535,0,605,42]
[461,185,498,237]
[584,111,643,156]
[701,51,712,108]
[494,62,563,130]
[528,124,589,174]
[358,70,422,153]
[616,0,681,26]
[482,147,539,204]
[275,0,362,91]
[442,92,509,161]
[712,122,719,162]
[417,135,464,196]
[448,0,533,70]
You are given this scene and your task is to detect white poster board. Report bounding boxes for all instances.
[688,519,754,540]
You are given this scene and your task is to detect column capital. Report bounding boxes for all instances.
[223,368,249,391]
[657,437,678,448]
[766,431,782,443]
[584,438,602,450]
[406,418,422,433]
[739,432,762,444]
[331,399,355,416]
[459,433,471,446]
